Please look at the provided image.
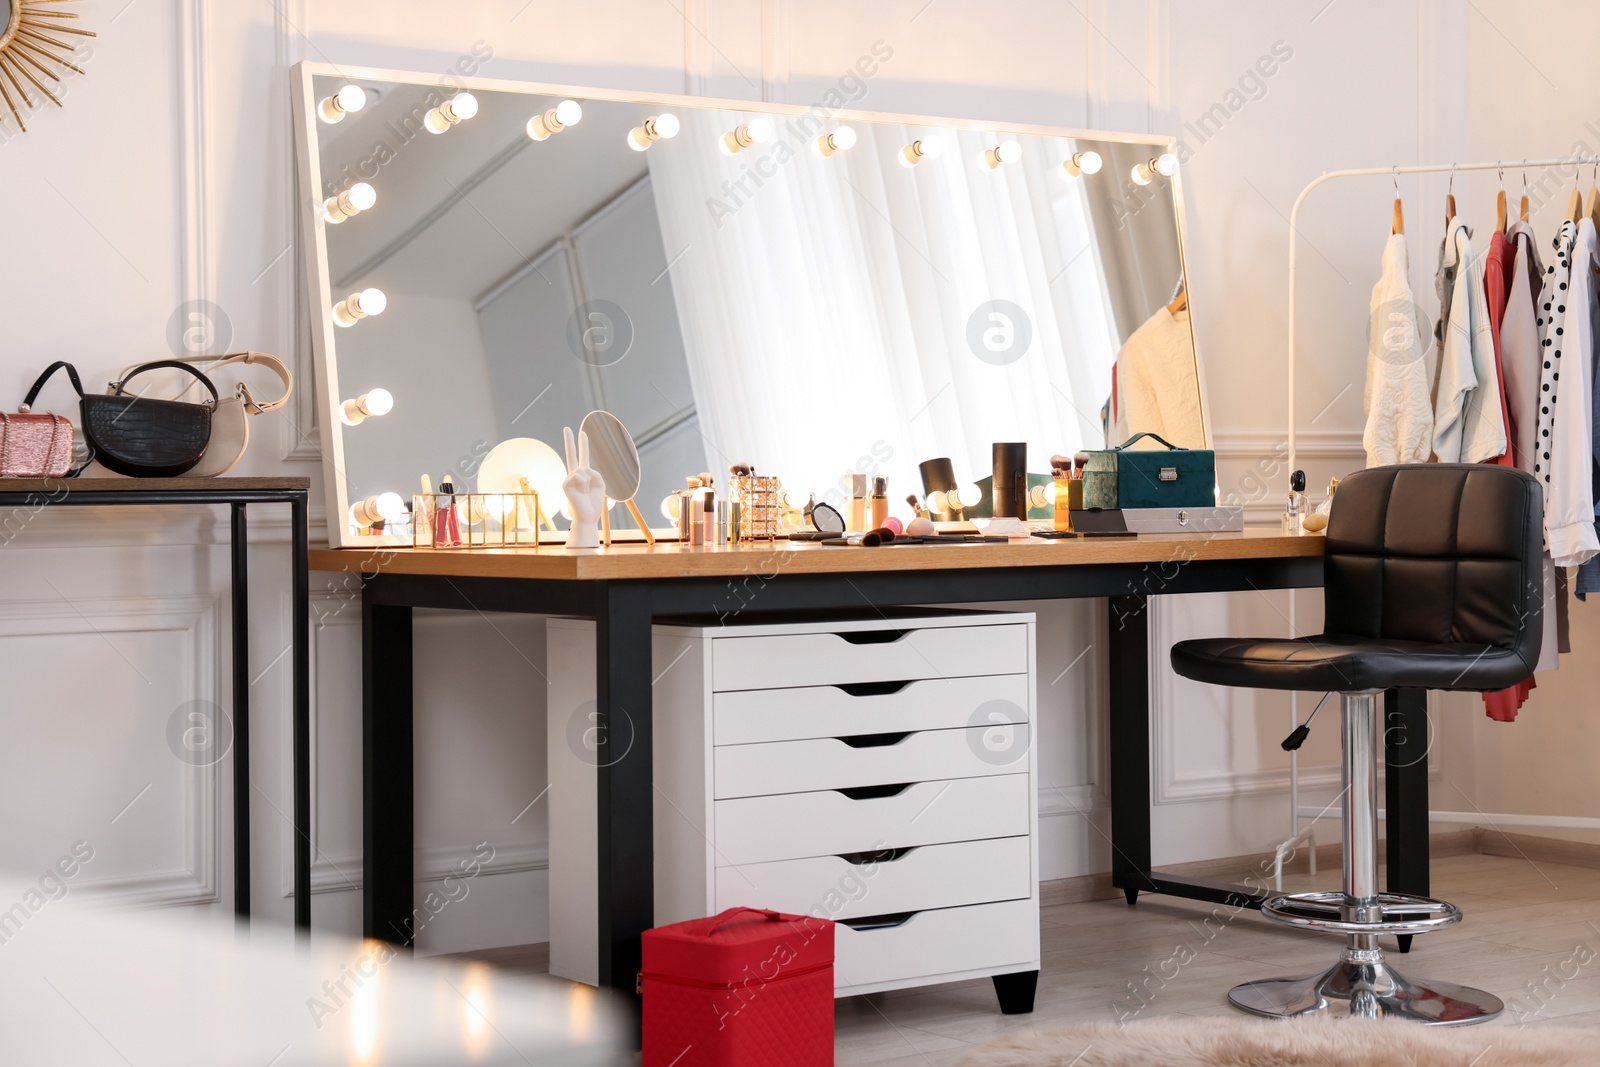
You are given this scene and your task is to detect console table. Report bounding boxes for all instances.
[309,530,1432,996]
[0,477,312,930]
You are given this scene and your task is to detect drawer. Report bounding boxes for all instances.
[833,899,1039,992]
[714,674,1029,746]
[715,724,1031,799]
[714,837,1030,921]
[715,774,1030,865]
[712,623,1029,691]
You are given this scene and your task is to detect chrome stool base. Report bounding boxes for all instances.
[1228,952,1503,1026]
[1228,692,1502,1026]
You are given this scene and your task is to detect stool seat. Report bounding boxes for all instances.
[1170,633,1530,693]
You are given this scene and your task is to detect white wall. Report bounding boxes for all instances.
[4,0,1590,952]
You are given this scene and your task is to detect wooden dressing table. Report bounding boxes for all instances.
[310,530,1433,998]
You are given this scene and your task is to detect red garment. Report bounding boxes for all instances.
[1481,229,1517,468]
[1481,227,1533,721]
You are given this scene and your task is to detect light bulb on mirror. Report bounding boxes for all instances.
[317,84,366,124]
[926,489,949,514]
[323,181,377,224]
[340,388,394,426]
[899,136,944,168]
[1061,150,1102,178]
[351,492,405,529]
[424,92,478,134]
[333,287,387,327]
[719,117,775,155]
[1133,154,1178,185]
[527,99,583,140]
[978,140,1021,170]
[660,494,682,522]
[956,483,984,510]
[812,125,856,158]
[628,113,679,151]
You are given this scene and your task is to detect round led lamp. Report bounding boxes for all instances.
[425,92,478,134]
[528,99,583,140]
[323,181,376,224]
[318,84,366,124]
[333,288,387,327]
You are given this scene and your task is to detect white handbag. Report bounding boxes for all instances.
[118,351,294,476]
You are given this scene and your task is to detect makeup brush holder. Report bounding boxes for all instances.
[729,475,783,540]
[992,442,1028,519]
[412,492,544,549]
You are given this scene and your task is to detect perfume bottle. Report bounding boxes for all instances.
[847,473,867,532]
[1283,469,1307,534]
[435,477,463,548]
[870,476,888,529]
[1051,455,1072,531]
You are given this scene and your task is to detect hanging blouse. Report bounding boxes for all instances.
[1502,221,1546,471]
[1363,233,1433,466]
[1533,219,1600,568]
[1108,306,1204,449]
[1483,222,1551,721]
[1432,218,1506,463]
[1481,228,1517,467]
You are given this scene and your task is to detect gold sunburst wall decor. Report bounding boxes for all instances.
[0,0,95,133]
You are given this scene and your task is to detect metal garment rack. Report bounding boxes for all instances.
[1277,156,1600,886]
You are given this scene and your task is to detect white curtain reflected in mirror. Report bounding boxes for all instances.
[302,72,1202,544]
[646,110,1186,504]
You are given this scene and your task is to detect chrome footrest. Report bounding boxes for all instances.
[1260,891,1462,935]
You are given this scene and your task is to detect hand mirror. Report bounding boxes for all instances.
[579,410,655,545]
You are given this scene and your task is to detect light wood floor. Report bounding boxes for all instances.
[455,852,1600,1065]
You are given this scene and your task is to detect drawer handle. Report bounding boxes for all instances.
[835,680,914,697]
[841,911,918,932]
[836,629,911,645]
[835,783,912,800]
[838,731,911,748]
[837,846,917,865]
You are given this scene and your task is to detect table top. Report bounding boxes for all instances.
[0,477,310,493]
[309,527,1324,581]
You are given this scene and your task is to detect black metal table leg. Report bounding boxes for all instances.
[1108,595,1155,906]
[231,503,250,921]
[292,493,312,936]
[595,581,654,1002]
[363,587,415,946]
[1385,687,1430,954]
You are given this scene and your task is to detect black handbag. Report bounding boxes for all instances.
[23,360,216,478]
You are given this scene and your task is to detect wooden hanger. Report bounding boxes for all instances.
[1587,159,1600,226]
[1495,162,1507,233]
[1391,166,1404,235]
[1567,162,1584,222]
[1520,161,1530,222]
[1444,164,1457,225]
[1167,287,1187,315]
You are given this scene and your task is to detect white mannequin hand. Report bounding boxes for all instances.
[562,427,607,549]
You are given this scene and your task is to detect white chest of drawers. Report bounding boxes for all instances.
[547,610,1039,1005]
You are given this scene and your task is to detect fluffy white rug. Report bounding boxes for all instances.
[957,1016,1595,1066]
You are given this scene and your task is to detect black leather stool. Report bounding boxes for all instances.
[1172,464,1543,1025]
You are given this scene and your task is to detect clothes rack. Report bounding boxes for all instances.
[1273,156,1600,890]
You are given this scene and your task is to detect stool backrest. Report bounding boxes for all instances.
[1323,464,1543,660]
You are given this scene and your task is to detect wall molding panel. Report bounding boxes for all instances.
[0,595,222,909]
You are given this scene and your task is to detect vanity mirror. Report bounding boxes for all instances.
[293,64,1206,547]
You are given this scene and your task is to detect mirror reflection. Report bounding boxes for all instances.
[309,75,1201,543]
